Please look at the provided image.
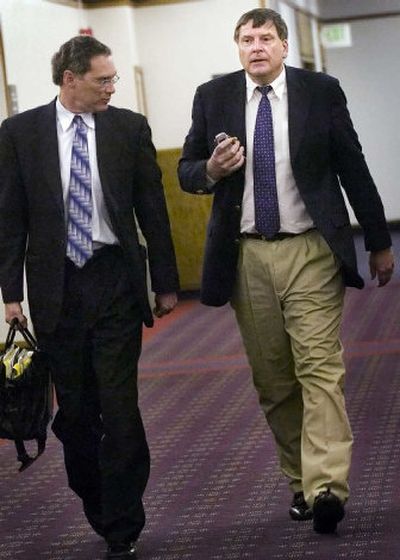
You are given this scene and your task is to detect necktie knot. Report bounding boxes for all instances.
[257,85,272,98]
[73,115,87,132]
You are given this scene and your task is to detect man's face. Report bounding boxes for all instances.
[237,20,288,85]
[63,54,117,113]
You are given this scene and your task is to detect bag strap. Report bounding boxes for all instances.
[9,319,39,351]
[14,437,47,472]
[5,322,17,350]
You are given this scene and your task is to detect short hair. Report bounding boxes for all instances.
[234,8,288,42]
[51,35,112,86]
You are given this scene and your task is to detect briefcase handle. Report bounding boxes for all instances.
[8,318,39,352]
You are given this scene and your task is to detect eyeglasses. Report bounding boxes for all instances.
[94,75,120,88]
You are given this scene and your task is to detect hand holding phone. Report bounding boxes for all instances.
[207,131,245,181]
[214,132,229,145]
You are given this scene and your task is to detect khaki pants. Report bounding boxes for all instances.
[231,230,353,505]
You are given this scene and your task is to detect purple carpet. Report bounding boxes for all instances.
[1,236,400,560]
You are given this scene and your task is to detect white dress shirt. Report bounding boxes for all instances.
[241,67,314,234]
[56,98,118,247]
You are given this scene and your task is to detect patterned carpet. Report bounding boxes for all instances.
[1,243,400,559]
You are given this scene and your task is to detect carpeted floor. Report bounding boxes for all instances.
[1,237,400,560]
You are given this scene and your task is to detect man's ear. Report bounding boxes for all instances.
[282,39,289,59]
[63,69,75,87]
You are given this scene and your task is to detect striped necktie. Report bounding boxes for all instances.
[253,85,280,238]
[66,115,93,267]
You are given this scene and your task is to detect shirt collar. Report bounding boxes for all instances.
[56,97,95,131]
[245,65,286,102]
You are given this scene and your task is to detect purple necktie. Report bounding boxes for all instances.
[66,115,93,268]
[253,86,280,238]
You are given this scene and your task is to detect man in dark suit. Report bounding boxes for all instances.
[178,8,394,534]
[0,36,179,559]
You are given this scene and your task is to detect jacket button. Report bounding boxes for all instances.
[234,238,241,244]
[234,205,241,211]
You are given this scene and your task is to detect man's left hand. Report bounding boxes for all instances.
[153,292,178,318]
[369,248,395,286]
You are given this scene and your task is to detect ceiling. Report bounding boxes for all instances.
[66,0,187,6]
[54,0,400,19]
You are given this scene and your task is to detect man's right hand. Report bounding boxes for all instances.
[206,136,245,181]
[5,302,27,328]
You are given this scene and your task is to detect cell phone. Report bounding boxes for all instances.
[214,132,229,145]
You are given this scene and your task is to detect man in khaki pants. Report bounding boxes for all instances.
[178,8,394,533]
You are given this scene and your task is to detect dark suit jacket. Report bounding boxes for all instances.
[178,65,391,307]
[0,99,179,332]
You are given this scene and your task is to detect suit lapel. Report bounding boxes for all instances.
[94,110,115,173]
[38,100,64,213]
[221,71,247,149]
[94,110,124,204]
[286,66,311,165]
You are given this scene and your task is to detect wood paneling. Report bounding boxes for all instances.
[157,149,212,291]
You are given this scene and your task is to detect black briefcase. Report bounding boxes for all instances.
[0,320,53,471]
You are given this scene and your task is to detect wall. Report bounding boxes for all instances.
[134,0,305,149]
[134,0,255,149]
[0,0,78,111]
[277,1,302,67]
[0,0,141,113]
[86,5,140,110]
[322,15,400,223]
[0,0,309,145]
[319,0,400,19]
[276,0,323,70]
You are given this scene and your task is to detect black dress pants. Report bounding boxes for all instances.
[36,246,150,544]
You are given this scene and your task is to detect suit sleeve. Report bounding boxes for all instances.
[328,80,391,252]
[178,87,214,194]
[0,119,28,303]
[132,117,179,295]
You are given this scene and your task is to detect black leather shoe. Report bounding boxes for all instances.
[106,542,137,559]
[313,489,345,534]
[289,491,313,521]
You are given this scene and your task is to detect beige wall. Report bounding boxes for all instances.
[0,0,306,144]
[323,15,400,224]
[0,0,77,110]
[86,5,140,111]
[134,0,305,149]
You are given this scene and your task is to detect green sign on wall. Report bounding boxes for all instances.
[320,23,352,48]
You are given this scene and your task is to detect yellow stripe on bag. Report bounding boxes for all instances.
[3,346,21,379]
[13,349,34,378]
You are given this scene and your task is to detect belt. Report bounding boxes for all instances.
[66,244,122,268]
[240,232,302,241]
[92,244,121,257]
